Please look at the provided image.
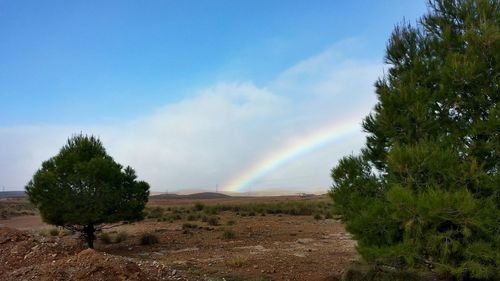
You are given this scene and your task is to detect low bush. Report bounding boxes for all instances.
[223,229,236,239]
[115,231,129,243]
[59,229,74,236]
[167,214,182,221]
[207,216,219,226]
[194,202,204,211]
[204,208,219,215]
[99,232,112,244]
[140,232,159,245]
[49,228,59,236]
[145,206,164,219]
[201,200,329,217]
[182,223,198,230]
[0,201,37,219]
[226,256,248,268]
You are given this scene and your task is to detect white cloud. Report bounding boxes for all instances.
[0,43,382,193]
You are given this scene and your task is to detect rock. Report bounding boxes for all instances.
[296,238,314,244]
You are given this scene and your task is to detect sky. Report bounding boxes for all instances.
[0,0,427,193]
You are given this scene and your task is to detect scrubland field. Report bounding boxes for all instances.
[0,194,358,281]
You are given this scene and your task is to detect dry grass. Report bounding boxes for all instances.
[226,256,249,268]
[0,199,37,219]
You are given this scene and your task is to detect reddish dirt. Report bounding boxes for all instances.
[0,227,186,281]
[0,197,358,281]
[99,211,358,281]
[0,215,46,230]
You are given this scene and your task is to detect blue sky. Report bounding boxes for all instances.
[0,1,427,192]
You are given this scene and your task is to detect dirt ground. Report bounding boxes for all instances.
[0,215,45,230]
[0,196,358,281]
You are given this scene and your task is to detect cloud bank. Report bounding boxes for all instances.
[0,43,381,193]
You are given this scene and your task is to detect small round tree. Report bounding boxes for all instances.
[26,134,150,248]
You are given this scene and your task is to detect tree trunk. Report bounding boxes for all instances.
[83,224,95,248]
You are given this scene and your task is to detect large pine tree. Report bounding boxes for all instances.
[329,1,499,279]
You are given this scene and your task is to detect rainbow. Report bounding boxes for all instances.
[223,118,362,192]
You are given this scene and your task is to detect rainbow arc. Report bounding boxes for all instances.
[224,118,362,192]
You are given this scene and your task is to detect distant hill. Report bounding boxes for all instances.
[0,191,26,198]
[186,192,231,199]
[0,191,232,200]
[152,192,231,200]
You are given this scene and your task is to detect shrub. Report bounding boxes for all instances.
[288,207,299,216]
[313,214,322,220]
[194,202,204,211]
[207,216,219,226]
[147,206,164,219]
[223,229,236,239]
[0,201,37,219]
[49,228,59,236]
[182,223,198,230]
[140,232,159,245]
[204,207,218,215]
[59,229,74,236]
[226,256,248,268]
[99,232,112,244]
[226,220,236,226]
[115,231,129,243]
[0,209,7,219]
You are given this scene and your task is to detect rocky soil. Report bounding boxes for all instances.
[0,197,359,280]
[0,227,191,281]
